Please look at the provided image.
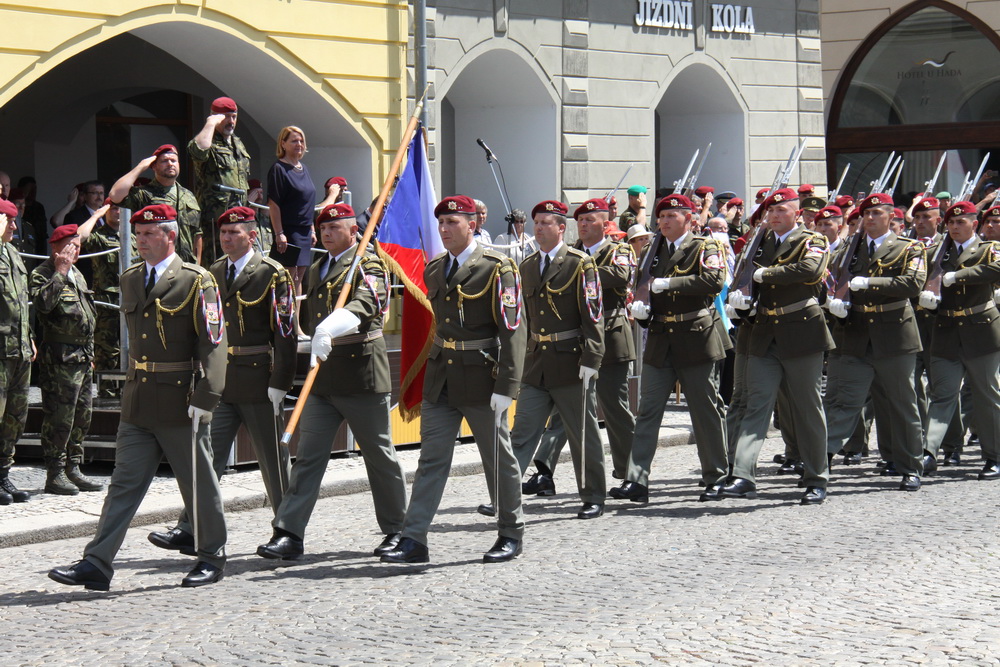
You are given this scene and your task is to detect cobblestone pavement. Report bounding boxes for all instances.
[1,430,999,665]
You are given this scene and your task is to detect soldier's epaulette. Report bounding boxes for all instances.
[260,255,287,274]
[895,236,922,246]
[360,253,386,271]
[565,246,590,260]
[122,263,144,277]
[480,247,508,263]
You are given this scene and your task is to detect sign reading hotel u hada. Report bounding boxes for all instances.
[635,1,756,34]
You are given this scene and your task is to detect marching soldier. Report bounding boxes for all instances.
[522,198,635,494]
[724,188,834,504]
[824,193,927,490]
[508,200,606,519]
[918,201,1000,481]
[188,97,252,266]
[49,204,229,590]
[30,224,104,495]
[610,194,729,503]
[381,194,526,564]
[148,206,295,556]
[257,203,407,560]
[0,198,32,504]
[79,200,134,399]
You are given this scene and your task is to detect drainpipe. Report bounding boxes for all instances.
[415,0,428,127]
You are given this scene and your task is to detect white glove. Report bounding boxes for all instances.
[752,268,766,283]
[490,393,513,427]
[311,308,361,362]
[650,277,671,293]
[267,388,287,416]
[727,291,752,310]
[724,304,740,320]
[629,301,651,320]
[942,272,957,287]
[828,298,849,319]
[579,365,599,384]
[849,277,870,291]
[918,291,940,310]
[188,405,212,424]
[993,287,1000,306]
[309,353,319,368]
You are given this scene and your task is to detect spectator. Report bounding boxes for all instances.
[52,180,105,229]
[492,208,536,265]
[16,176,47,253]
[473,199,493,243]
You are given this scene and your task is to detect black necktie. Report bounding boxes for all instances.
[668,242,676,257]
[586,248,591,256]
[956,244,963,256]
[227,263,236,288]
[869,240,876,257]
[445,257,458,283]
[145,267,156,295]
[541,254,550,276]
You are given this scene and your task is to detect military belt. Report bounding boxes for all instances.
[652,308,712,323]
[530,328,581,343]
[228,344,272,356]
[850,300,908,314]
[44,332,90,345]
[939,302,996,318]
[128,358,198,373]
[758,297,818,317]
[433,335,500,351]
[333,330,383,345]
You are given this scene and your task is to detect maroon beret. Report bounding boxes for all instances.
[893,207,905,219]
[0,198,16,218]
[608,195,617,207]
[316,203,355,224]
[131,204,177,224]
[835,195,854,208]
[815,206,843,221]
[153,144,177,158]
[573,198,609,219]
[846,209,861,224]
[210,96,238,113]
[694,186,715,197]
[762,188,798,209]
[858,193,894,213]
[984,204,1000,219]
[49,224,79,245]
[727,197,744,208]
[797,184,815,195]
[654,194,694,216]
[325,176,348,190]
[913,197,940,213]
[248,179,262,190]
[756,188,770,200]
[944,200,977,220]
[217,206,256,227]
[531,200,568,219]
[434,195,477,218]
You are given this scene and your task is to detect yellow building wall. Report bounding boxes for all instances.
[0,0,408,189]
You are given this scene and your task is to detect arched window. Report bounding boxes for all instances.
[827,1,1000,199]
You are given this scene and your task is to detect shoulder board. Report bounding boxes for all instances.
[180,262,210,276]
[260,256,287,273]
[360,253,385,269]
[565,247,589,259]
[426,253,447,269]
[895,236,921,246]
[122,263,144,277]
[802,230,827,242]
[209,256,227,271]
[480,248,507,262]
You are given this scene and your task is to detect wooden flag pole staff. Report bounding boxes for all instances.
[281,88,430,446]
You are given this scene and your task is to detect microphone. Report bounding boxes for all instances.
[476,138,494,159]
[213,183,246,196]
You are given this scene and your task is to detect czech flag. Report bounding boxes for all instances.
[376,124,443,421]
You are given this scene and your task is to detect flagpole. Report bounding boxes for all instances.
[281,87,430,445]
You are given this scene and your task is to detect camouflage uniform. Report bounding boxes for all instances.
[187,134,251,267]
[0,240,32,474]
[29,259,97,470]
[118,183,200,264]
[82,224,136,398]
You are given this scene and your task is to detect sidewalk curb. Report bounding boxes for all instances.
[0,426,693,548]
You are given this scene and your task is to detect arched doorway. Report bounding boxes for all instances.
[826,0,1000,200]
[655,61,747,198]
[0,21,374,224]
[437,48,559,237]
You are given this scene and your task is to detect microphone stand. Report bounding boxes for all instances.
[477,139,520,254]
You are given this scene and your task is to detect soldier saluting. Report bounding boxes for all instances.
[49,204,229,590]
[382,195,526,564]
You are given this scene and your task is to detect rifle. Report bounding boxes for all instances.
[958,153,991,201]
[683,143,712,195]
[870,152,897,193]
[831,231,865,301]
[730,224,767,298]
[886,159,905,196]
[828,163,851,202]
[923,153,947,199]
[605,163,635,203]
[924,235,953,296]
[672,150,700,194]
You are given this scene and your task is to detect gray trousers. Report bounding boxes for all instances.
[400,401,524,546]
[273,392,407,539]
[926,351,1000,462]
[511,382,606,504]
[627,360,727,487]
[916,348,965,451]
[532,361,635,478]
[176,400,290,534]
[732,344,829,488]
[85,420,227,579]
[825,352,923,476]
